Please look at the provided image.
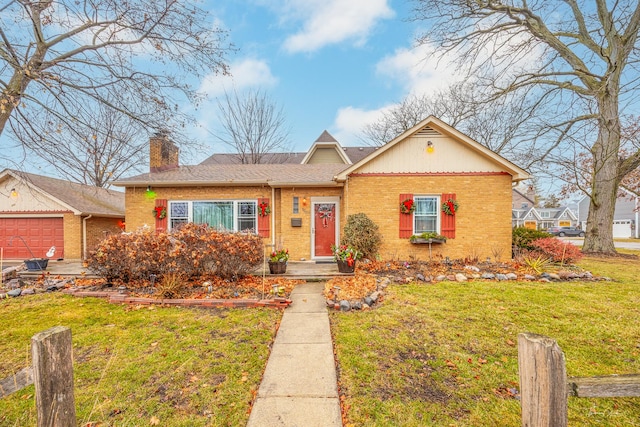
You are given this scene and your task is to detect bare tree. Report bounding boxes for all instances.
[413,0,640,255]
[14,100,147,187]
[0,0,231,160]
[215,89,291,164]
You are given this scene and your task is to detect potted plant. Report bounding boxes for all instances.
[331,244,361,273]
[268,248,289,274]
[409,232,447,244]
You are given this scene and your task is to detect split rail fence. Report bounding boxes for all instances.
[518,332,640,427]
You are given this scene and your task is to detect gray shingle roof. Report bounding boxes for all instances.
[4,170,124,216]
[199,147,378,166]
[116,163,349,187]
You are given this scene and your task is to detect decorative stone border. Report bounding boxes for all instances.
[62,289,292,308]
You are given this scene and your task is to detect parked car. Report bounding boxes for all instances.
[546,226,585,237]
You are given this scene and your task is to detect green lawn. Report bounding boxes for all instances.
[0,295,281,426]
[331,254,640,426]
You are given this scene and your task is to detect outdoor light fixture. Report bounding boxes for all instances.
[426,141,434,154]
[10,188,18,199]
[144,185,157,200]
[302,196,307,207]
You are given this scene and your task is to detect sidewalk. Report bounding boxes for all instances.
[247,282,342,427]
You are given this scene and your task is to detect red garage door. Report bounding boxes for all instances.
[0,218,64,259]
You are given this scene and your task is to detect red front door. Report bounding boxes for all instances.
[314,203,336,257]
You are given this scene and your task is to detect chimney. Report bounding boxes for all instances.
[149,131,179,173]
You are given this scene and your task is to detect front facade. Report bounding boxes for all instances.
[0,170,125,260]
[116,117,530,261]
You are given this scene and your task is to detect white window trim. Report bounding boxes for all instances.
[412,195,441,235]
[168,199,258,232]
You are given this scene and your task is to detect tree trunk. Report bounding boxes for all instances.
[582,94,620,255]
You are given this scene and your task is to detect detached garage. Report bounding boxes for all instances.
[0,169,125,260]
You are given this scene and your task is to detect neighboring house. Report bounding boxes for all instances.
[114,116,530,261]
[576,187,640,238]
[512,207,541,229]
[535,207,578,230]
[0,169,125,260]
[512,186,536,209]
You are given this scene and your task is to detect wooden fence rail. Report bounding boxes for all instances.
[518,332,640,427]
[0,326,76,427]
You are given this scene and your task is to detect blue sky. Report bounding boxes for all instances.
[191,0,460,161]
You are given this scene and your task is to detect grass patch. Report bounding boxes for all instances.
[0,294,280,426]
[331,254,640,426]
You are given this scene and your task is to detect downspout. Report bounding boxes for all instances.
[636,196,639,239]
[82,215,92,260]
[271,186,276,247]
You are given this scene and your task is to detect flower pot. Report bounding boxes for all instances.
[269,261,287,274]
[336,259,355,273]
[24,258,48,271]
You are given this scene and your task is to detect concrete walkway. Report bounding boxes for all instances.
[247,282,342,427]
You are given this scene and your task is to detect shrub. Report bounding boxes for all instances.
[87,224,263,284]
[341,213,382,260]
[512,227,553,251]
[530,237,583,264]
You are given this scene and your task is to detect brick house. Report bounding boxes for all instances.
[0,169,125,260]
[114,116,530,261]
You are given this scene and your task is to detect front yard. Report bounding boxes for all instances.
[331,254,640,426]
[0,296,280,426]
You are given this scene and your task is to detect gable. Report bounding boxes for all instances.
[336,116,530,181]
[0,175,68,212]
[305,147,347,164]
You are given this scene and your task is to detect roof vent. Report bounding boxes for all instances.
[415,126,441,137]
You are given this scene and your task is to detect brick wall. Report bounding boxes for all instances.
[85,217,124,257]
[344,174,513,261]
[63,213,82,259]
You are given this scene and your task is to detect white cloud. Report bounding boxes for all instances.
[198,57,277,97]
[376,43,463,96]
[332,105,393,145]
[282,0,394,53]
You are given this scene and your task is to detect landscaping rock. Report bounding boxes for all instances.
[364,296,374,306]
[455,273,467,282]
[481,273,495,280]
[21,288,35,295]
[496,274,508,281]
[6,278,24,289]
[7,289,21,297]
[464,265,480,272]
[548,273,561,280]
[435,275,447,282]
[506,273,518,280]
[524,275,536,280]
[352,301,363,310]
[369,291,381,303]
[416,273,426,282]
[339,300,351,312]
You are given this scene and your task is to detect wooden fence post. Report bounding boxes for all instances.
[31,326,77,427]
[518,333,567,427]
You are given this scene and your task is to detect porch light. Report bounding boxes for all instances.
[10,188,18,199]
[426,141,434,154]
[302,196,307,207]
[145,185,156,200]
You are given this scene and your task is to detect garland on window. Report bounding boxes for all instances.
[259,201,271,217]
[154,206,167,219]
[442,198,459,216]
[400,198,415,214]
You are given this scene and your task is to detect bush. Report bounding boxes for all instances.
[530,237,583,264]
[341,213,382,260]
[87,224,263,284]
[512,227,553,251]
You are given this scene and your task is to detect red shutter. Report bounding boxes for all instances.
[441,193,456,239]
[257,198,270,238]
[155,199,168,233]
[399,193,413,238]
